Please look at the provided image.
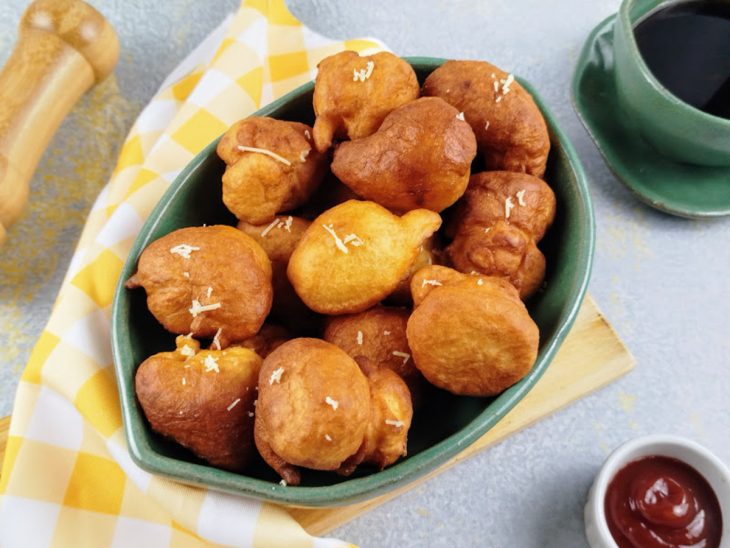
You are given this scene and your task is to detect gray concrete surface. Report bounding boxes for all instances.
[1,1,729,547]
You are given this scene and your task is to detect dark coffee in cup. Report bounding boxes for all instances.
[634,1,730,119]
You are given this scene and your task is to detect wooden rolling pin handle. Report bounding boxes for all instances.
[0,0,119,245]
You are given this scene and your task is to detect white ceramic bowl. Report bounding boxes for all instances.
[585,435,730,548]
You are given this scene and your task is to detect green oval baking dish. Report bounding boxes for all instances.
[111,56,595,507]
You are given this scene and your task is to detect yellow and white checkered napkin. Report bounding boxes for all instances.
[0,1,383,545]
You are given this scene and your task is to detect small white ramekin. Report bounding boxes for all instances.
[584,435,730,548]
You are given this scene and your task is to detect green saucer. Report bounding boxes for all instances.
[572,15,730,219]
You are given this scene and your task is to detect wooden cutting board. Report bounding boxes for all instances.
[0,295,633,535]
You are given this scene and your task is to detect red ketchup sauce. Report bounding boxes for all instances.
[605,456,723,548]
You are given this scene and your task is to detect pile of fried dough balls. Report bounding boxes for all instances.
[127,51,556,485]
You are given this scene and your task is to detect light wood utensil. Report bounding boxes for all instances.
[0,0,119,245]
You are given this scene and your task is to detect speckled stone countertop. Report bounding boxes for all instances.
[1,1,729,546]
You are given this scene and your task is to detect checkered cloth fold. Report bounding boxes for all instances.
[0,1,383,545]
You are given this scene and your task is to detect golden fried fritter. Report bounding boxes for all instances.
[237,214,311,263]
[332,97,477,213]
[254,338,371,485]
[360,365,412,470]
[236,323,290,359]
[125,225,272,345]
[423,60,550,177]
[446,222,546,300]
[323,306,423,398]
[217,117,326,224]
[446,171,556,241]
[287,200,441,314]
[135,336,261,471]
[312,50,419,152]
[407,266,539,396]
[236,215,319,330]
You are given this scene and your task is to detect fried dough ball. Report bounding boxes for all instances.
[446,222,546,300]
[236,323,291,359]
[216,117,326,224]
[407,266,539,397]
[354,358,412,471]
[323,306,424,399]
[236,215,319,331]
[423,60,550,177]
[254,338,371,485]
[287,200,442,314]
[444,172,555,299]
[446,171,556,241]
[331,97,477,213]
[135,336,260,471]
[125,225,272,346]
[312,50,419,152]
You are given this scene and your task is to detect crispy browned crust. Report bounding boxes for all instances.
[446,171,556,241]
[323,306,424,402]
[331,97,477,213]
[254,338,371,483]
[287,200,441,314]
[135,336,261,471]
[236,215,320,329]
[360,365,413,469]
[446,222,546,300]
[407,266,539,396]
[312,51,419,152]
[126,225,272,344]
[217,117,327,224]
[423,60,550,177]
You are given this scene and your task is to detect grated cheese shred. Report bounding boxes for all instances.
[421,279,443,288]
[356,330,363,345]
[269,367,284,385]
[322,224,349,254]
[392,351,411,365]
[516,189,527,206]
[385,419,404,428]
[204,355,220,373]
[456,111,465,121]
[504,196,515,219]
[170,244,200,259]
[325,396,339,410]
[180,344,195,358]
[343,233,364,247]
[189,299,221,317]
[227,398,241,412]
[212,328,223,351]
[353,60,375,82]
[260,218,281,237]
[236,145,291,166]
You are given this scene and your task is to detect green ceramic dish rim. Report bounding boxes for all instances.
[617,0,730,129]
[111,56,595,507]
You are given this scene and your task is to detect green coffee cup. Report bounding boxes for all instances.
[613,0,730,166]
